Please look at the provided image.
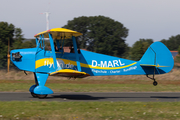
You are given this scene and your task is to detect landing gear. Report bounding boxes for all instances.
[37,94,48,99]
[153,80,158,86]
[146,74,158,86]
[29,73,53,99]
[31,92,38,98]
[144,65,160,86]
[31,92,48,99]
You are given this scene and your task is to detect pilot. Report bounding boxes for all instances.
[48,43,58,51]
[54,42,58,51]
[69,44,74,53]
[48,46,51,51]
[78,48,81,53]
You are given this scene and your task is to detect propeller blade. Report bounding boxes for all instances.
[7,38,10,73]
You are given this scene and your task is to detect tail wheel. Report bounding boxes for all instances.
[146,72,158,86]
[153,81,158,86]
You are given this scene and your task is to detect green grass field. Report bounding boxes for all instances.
[1,70,180,120]
[0,80,180,92]
[0,101,180,120]
[1,80,180,120]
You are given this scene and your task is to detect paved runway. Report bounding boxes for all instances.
[0,92,180,102]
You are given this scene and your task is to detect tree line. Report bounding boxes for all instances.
[0,15,180,69]
[0,22,36,69]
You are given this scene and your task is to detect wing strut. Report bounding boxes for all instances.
[49,33,58,71]
[72,36,81,71]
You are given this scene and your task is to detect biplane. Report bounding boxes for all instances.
[10,28,174,98]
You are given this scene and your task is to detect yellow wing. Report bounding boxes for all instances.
[49,69,90,78]
[34,28,82,39]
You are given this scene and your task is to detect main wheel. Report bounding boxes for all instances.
[37,94,48,99]
[153,81,158,86]
[31,92,38,98]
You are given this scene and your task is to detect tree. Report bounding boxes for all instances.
[130,39,153,61]
[22,39,36,48]
[0,22,25,69]
[178,45,180,55]
[0,22,15,69]
[63,16,90,49]
[12,28,24,49]
[12,28,37,49]
[161,35,180,50]
[63,16,129,57]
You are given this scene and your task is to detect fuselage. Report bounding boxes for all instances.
[10,48,145,76]
[10,41,174,77]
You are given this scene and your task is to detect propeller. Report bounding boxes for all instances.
[7,38,10,73]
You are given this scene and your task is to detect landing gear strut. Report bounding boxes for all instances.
[146,65,158,86]
[146,74,158,86]
[29,73,53,99]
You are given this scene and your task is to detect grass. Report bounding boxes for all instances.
[1,69,180,92]
[1,80,180,92]
[1,69,180,81]
[47,83,180,92]
[1,70,180,120]
[0,101,180,120]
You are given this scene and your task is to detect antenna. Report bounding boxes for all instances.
[40,1,51,30]
[40,12,50,30]
[45,12,50,30]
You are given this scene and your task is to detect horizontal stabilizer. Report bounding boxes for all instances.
[140,64,169,68]
[140,64,156,67]
[49,69,90,78]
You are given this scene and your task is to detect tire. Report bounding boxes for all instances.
[31,92,38,98]
[37,94,48,99]
[153,81,158,86]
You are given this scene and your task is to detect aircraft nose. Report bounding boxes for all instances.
[10,48,37,72]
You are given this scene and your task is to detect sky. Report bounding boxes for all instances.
[1,0,180,46]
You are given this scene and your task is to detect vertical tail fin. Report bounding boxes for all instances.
[139,42,174,74]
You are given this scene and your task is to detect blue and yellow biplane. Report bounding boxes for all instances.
[10,28,174,98]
